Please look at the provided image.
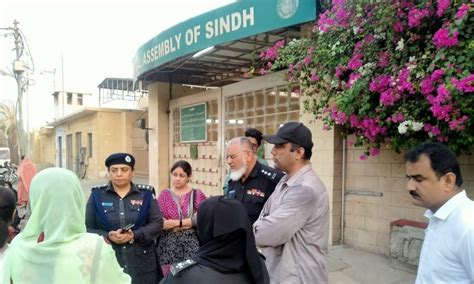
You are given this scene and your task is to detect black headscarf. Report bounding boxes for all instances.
[194,196,269,284]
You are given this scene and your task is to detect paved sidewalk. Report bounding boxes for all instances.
[328,245,416,284]
[79,178,417,283]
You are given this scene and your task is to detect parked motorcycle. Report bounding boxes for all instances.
[0,161,18,184]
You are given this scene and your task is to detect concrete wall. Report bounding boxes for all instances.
[302,116,343,245]
[31,129,55,169]
[343,141,474,255]
[96,110,143,179]
[147,82,171,190]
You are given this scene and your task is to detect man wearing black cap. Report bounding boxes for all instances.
[253,122,329,284]
[85,152,164,284]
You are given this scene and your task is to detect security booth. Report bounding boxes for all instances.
[134,0,317,197]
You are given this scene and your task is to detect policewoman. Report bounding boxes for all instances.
[85,153,163,284]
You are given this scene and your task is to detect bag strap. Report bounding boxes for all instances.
[167,188,183,219]
[187,189,196,218]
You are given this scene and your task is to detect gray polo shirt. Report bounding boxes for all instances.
[253,164,329,284]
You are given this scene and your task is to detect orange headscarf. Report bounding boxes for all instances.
[17,157,37,205]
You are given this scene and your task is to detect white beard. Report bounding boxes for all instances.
[230,163,248,181]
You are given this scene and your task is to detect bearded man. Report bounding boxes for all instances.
[224,137,283,224]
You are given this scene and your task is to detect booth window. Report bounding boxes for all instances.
[224,84,300,141]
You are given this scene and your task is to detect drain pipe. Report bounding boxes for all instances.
[340,137,346,244]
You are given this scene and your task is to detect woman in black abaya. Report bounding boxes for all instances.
[160,196,269,284]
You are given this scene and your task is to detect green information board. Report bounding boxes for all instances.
[180,103,207,142]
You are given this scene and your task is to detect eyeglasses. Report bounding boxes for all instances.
[225,150,249,160]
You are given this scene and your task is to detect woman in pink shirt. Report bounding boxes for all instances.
[16,156,37,230]
[157,160,207,277]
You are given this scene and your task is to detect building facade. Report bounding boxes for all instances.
[132,0,474,257]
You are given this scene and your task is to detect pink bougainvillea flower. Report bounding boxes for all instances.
[408,8,429,28]
[264,47,278,60]
[331,106,348,124]
[391,112,405,123]
[274,40,285,49]
[310,73,319,82]
[369,148,380,156]
[397,68,414,94]
[380,89,400,106]
[348,53,363,70]
[393,21,404,33]
[424,124,442,136]
[456,3,470,19]
[370,75,392,93]
[448,115,469,130]
[430,104,452,121]
[349,114,360,128]
[421,69,446,95]
[436,0,450,17]
[432,28,459,48]
[432,69,446,81]
[451,74,474,93]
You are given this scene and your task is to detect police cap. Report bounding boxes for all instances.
[105,153,135,169]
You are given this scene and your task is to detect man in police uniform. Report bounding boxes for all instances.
[85,153,163,284]
[224,137,283,224]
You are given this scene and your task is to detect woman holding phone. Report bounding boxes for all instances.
[85,153,163,284]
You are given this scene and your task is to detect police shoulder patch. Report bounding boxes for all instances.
[136,184,156,196]
[170,259,197,276]
[91,184,107,192]
[259,164,284,183]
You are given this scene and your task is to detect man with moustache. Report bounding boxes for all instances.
[223,128,268,195]
[405,143,474,283]
[253,122,329,284]
[224,137,283,224]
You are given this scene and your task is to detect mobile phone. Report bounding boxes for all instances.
[120,223,134,232]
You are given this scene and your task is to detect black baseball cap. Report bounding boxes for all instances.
[263,122,313,149]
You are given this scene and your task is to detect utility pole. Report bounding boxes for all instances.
[12,20,27,158]
[0,20,30,158]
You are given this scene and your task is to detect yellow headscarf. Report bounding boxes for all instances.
[2,167,131,284]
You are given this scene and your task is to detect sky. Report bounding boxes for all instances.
[0,0,234,129]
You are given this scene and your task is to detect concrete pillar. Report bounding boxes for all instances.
[147,82,170,190]
[300,101,343,245]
